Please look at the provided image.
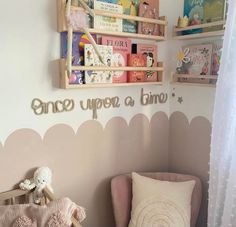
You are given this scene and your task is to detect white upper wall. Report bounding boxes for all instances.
[0,0,216,143]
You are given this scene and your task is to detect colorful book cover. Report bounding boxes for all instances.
[127,54,146,82]
[94,1,123,32]
[61,32,97,65]
[212,42,222,76]
[179,44,213,83]
[61,32,97,84]
[78,0,93,7]
[183,0,204,34]
[118,0,140,33]
[96,0,118,3]
[101,36,131,83]
[138,0,159,36]
[84,44,113,84]
[203,0,226,32]
[137,43,158,82]
[68,71,84,85]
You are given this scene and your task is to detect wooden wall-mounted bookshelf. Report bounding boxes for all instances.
[171,19,225,86]
[57,0,168,42]
[173,20,225,40]
[60,60,164,89]
[172,73,217,87]
[57,0,168,89]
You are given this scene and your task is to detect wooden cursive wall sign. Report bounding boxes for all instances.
[80,96,120,119]
[140,88,168,105]
[31,98,74,115]
[31,89,168,118]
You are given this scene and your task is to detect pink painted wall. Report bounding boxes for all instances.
[169,112,211,227]
[0,111,212,227]
[0,113,169,227]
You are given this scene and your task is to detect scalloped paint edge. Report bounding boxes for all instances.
[0,111,211,148]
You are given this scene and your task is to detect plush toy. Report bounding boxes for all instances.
[19,167,53,203]
[177,16,189,28]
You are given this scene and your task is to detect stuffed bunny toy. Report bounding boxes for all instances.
[19,166,53,203]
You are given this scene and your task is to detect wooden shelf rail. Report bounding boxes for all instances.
[75,28,166,41]
[71,66,164,71]
[60,60,164,89]
[173,74,218,80]
[61,82,164,89]
[173,20,225,40]
[0,189,29,202]
[57,0,167,87]
[57,0,167,41]
[71,6,167,25]
[172,73,217,87]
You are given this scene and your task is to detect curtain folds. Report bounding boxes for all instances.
[208,0,236,226]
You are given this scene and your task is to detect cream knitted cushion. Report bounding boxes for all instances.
[128,172,195,227]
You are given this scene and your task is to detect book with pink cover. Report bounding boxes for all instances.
[137,43,158,82]
[127,54,146,82]
[212,42,222,76]
[138,0,159,36]
[102,36,131,83]
[185,44,213,75]
[178,44,213,83]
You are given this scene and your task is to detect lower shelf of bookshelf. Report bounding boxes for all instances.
[173,20,225,40]
[171,82,216,88]
[172,73,217,87]
[63,82,163,89]
[59,59,164,89]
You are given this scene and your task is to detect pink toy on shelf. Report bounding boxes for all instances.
[190,14,201,26]
[65,0,104,78]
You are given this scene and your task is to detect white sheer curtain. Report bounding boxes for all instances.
[208,0,236,226]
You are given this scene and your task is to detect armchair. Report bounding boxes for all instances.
[111,172,202,227]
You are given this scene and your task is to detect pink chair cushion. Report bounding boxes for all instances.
[111,172,202,227]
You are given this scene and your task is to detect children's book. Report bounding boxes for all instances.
[68,71,84,85]
[178,44,213,83]
[203,0,227,32]
[212,41,222,76]
[137,43,158,82]
[61,32,97,65]
[183,0,204,34]
[118,0,140,33]
[84,44,113,84]
[138,0,159,36]
[96,0,118,3]
[78,0,93,7]
[61,32,97,84]
[127,54,146,82]
[101,36,131,83]
[187,44,213,75]
[94,0,123,32]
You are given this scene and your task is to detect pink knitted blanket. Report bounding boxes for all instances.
[0,197,86,227]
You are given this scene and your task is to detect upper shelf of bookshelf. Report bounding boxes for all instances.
[73,28,166,41]
[57,0,168,42]
[173,20,225,40]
